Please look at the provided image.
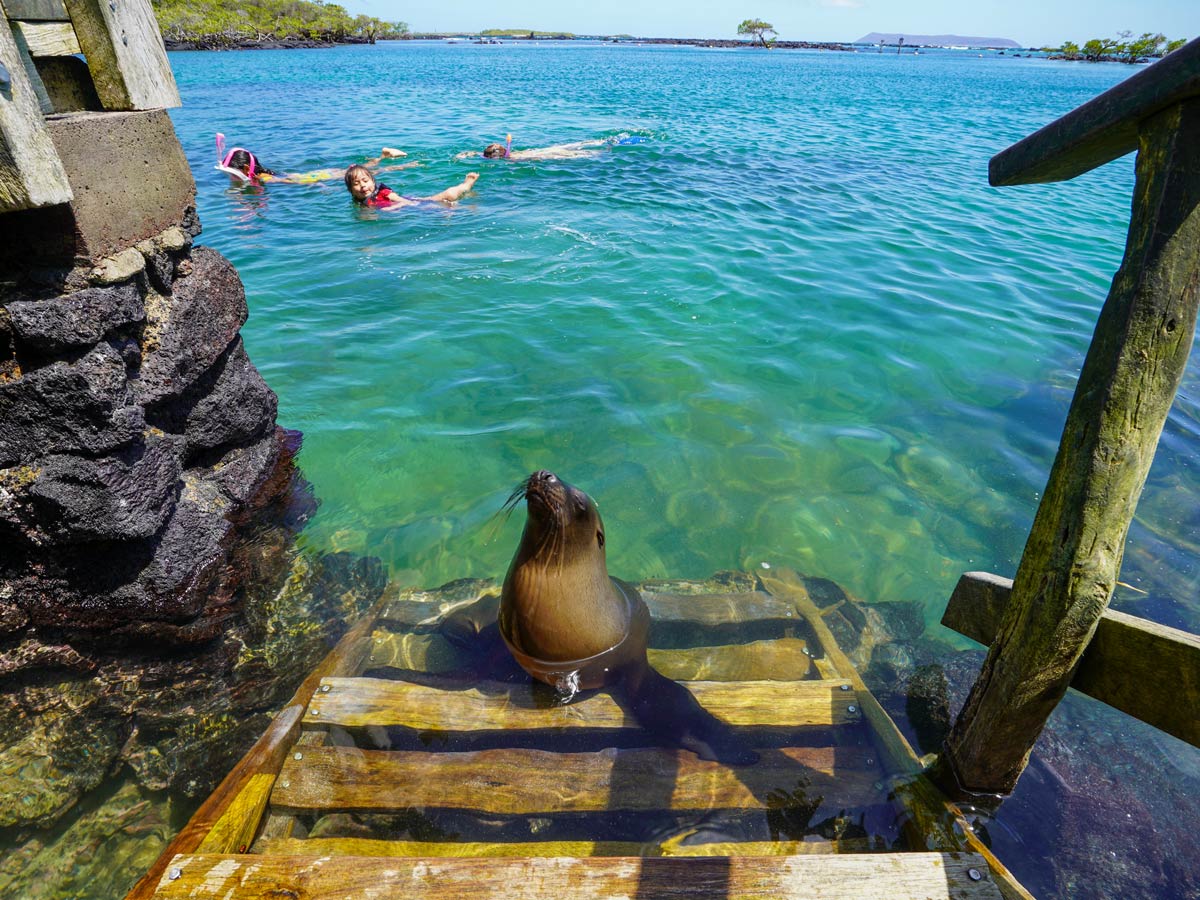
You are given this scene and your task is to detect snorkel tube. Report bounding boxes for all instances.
[214,133,255,182]
[505,133,512,158]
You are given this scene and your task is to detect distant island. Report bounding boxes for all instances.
[856,32,1021,49]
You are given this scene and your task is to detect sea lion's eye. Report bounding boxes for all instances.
[597,530,605,548]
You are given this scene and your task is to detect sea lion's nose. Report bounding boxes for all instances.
[531,470,558,485]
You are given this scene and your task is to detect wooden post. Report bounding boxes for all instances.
[0,11,72,211]
[938,95,1200,795]
[62,0,179,110]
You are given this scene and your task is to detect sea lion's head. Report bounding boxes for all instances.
[501,470,632,669]
[507,470,605,566]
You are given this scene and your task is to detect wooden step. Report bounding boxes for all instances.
[379,590,798,630]
[304,676,859,731]
[365,631,813,681]
[149,851,1005,899]
[270,744,882,816]
[254,835,873,857]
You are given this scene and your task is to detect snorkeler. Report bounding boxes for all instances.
[344,165,480,208]
[215,134,416,184]
[456,133,647,161]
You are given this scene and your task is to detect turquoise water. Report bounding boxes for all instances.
[168,42,1199,639]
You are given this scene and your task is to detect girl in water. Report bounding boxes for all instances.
[215,135,415,184]
[344,166,479,208]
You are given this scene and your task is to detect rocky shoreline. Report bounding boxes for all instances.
[162,34,854,52]
[0,109,383,897]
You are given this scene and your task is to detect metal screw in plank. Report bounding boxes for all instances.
[167,867,182,881]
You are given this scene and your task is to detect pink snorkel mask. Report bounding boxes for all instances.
[215,133,257,181]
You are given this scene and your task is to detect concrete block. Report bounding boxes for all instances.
[0,109,196,268]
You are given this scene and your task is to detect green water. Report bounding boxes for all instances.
[168,42,1200,638]
[146,42,1200,899]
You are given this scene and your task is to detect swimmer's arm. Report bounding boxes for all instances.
[454,150,481,160]
[364,147,407,167]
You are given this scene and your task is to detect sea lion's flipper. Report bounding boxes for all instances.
[437,594,521,680]
[439,594,502,649]
[614,661,759,767]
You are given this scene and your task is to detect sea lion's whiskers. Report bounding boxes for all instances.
[486,480,530,543]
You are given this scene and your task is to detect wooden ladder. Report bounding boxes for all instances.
[133,570,1015,899]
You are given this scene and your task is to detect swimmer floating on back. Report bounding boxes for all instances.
[344,165,480,208]
[456,133,648,161]
[215,134,417,184]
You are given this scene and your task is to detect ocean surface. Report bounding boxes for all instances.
[158,41,1200,898]
[170,41,1199,637]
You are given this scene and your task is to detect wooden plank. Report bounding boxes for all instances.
[195,773,274,855]
[366,630,811,681]
[990,37,1200,185]
[12,20,79,55]
[62,0,179,110]
[0,13,72,211]
[8,15,52,113]
[648,637,812,681]
[1,0,70,20]
[124,602,384,900]
[943,571,1200,746]
[149,851,1006,899]
[270,744,882,816]
[948,96,1200,794]
[256,835,868,857]
[306,676,859,730]
[760,568,1034,900]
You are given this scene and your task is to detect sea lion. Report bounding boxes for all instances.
[494,469,757,764]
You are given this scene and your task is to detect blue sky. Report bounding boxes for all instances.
[340,1,1194,48]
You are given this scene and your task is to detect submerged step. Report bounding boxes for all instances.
[303,676,860,730]
[270,744,882,816]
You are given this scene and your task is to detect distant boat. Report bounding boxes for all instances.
[445,37,462,44]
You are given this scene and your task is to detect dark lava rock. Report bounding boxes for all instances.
[3,431,183,544]
[134,247,247,406]
[5,282,143,355]
[903,663,952,755]
[146,338,277,459]
[0,342,143,466]
[198,429,283,507]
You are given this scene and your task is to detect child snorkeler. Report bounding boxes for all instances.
[216,134,416,184]
[456,133,647,161]
[344,165,480,208]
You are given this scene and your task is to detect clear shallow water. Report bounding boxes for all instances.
[168,41,1200,639]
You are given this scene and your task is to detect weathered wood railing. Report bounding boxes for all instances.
[937,36,1200,795]
[0,0,179,213]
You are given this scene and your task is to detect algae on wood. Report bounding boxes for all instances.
[942,97,1200,793]
[943,572,1200,747]
[62,0,179,110]
[0,14,71,211]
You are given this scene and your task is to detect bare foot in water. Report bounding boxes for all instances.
[428,172,480,203]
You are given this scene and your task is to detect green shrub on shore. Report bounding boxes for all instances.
[152,0,410,46]
[1055,31,1188,63]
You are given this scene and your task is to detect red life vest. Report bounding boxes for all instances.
[365,183,401,207]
